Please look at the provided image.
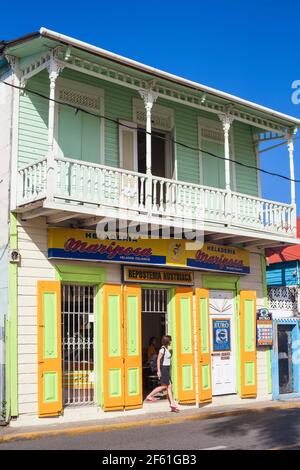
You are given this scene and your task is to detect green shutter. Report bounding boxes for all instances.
[59,106,82,160]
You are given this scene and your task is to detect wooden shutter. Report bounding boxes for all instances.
[37,281,62,417]
[240,290,257,398]
[81,113,101,164]
[119,121,139,208]
[175,287,196,404]
[196,288,212,403]
[123,285,142,409]
[119,121,138,172]
[102,284,124,410]
[58,106,82,160]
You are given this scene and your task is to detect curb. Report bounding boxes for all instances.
[1,400,300,443]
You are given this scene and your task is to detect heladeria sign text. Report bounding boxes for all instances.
[48,228,250,274]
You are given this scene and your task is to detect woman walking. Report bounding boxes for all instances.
[145,335,180,412]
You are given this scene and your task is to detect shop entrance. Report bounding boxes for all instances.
[278,324,293,394]
[61,284,95,406]
[141,288,168,398]
[209,290,236,396]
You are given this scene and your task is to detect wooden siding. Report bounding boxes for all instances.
[266,260,298,287]
[17,218,54,414]
[233,121,258,196]
[18,71,49,168]
[17,68,259,196]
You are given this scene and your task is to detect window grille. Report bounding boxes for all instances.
[58,88,101,111]
[267,286,297,311]
[62,284,95,406]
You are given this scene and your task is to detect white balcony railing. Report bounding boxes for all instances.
[17,156,297,237]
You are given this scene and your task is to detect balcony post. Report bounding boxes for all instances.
[219,113,234,222]
[286,133,297,233]
[139,89,158,215]
[46,58,63,202]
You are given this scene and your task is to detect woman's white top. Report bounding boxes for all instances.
[159,347,171,366]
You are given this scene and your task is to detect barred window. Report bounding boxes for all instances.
[267,286,297,311]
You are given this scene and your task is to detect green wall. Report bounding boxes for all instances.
[18,72,49,168]
[18,68,259,197]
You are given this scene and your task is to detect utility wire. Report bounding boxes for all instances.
[2,79,300,184]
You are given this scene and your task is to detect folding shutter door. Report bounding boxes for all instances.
[240,290,257,398]
[102,284,124,410]
[123,285,142,409]
[196,288,212,403]
[37,281,62,417]
[175,287,196,404]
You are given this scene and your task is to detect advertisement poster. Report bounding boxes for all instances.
[256,308,273,346]
[213,318,231,351]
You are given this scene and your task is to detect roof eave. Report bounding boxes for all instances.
[3,27,300,128]
[39,27,300,128]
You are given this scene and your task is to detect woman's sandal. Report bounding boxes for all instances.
[170,405,180,412]
[145,397,159,403]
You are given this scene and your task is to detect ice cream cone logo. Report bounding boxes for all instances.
[168,241,185,264]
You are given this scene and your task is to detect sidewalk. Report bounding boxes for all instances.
[1,398,300,443]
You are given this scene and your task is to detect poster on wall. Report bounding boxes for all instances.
[47,228,250,275]
[213,318,231,351]
[256,308,273,346]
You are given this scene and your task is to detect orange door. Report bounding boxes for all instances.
[195,288,212,403]
[240,290,257,398]
[37,280,62,417]
[175,287,196,404]
[123,285,142,409]
[102,284,124,410]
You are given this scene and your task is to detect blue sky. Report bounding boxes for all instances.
[2,0,300,207]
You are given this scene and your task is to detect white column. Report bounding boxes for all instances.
[46,60,62,202]
[219,113,234,222]
[139,89,158,214]
[219,113,234,192]
[286,133,297,233]
[287,134,296,205]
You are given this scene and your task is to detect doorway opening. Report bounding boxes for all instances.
[141,288,168,399]
[137,130,173,178]
[278,324,294,395]
[61,284,95,407]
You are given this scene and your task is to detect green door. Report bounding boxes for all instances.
[58,106,101,164]
[202,140,225,189]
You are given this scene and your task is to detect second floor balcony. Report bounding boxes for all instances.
[17,153,296,244]
[5,29,300,247]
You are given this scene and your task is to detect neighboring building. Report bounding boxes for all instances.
[1,28,300,424]
[266,222,300,400]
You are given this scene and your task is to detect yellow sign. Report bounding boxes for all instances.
[48,228,250,274]
[123,266,194,285]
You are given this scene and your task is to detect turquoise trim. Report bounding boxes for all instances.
[271,319,300,400]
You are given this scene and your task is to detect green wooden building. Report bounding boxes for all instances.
[0,28,299,424]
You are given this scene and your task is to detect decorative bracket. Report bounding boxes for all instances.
[218,113,235,133]
[5,54,22,79]
[139,89,159,112]
[47,59,64,81]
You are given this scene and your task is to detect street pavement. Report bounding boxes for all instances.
[1,406,300,450]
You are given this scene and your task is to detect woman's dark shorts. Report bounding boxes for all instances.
[160,365,171,385]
